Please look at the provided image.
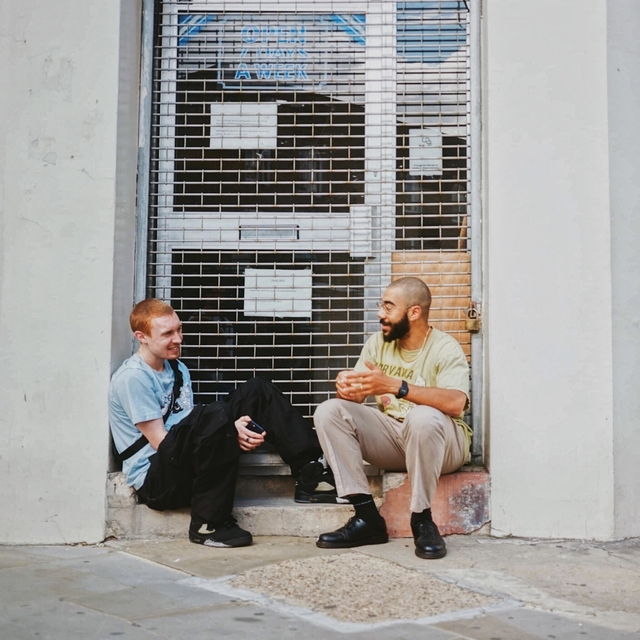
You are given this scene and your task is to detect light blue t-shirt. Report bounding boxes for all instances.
[108,354,194,490]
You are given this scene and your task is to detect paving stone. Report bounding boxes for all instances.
[493,608,640,640]
[1,537,639,640]
[436,612,546,639]
[0,599,158,640]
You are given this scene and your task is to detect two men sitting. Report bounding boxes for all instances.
[109,277,471,559]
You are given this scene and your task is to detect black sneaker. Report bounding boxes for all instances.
[412,519,447,559]
[189,518,253,548]
[294,460,347,504]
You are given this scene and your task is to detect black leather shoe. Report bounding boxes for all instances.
[412,519,447,559]
[316,516,389,549]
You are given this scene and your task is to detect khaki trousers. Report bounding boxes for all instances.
[314,399,467,513]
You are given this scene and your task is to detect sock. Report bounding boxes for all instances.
[411,508,433,526]
[349,494,382,523]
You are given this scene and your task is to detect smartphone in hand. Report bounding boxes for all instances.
[246,420,265,435]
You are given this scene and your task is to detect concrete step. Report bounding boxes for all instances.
[106,492,358,540]
[105,466,490,540]
[235,472,383,501]
[105,473,379,539]
[380,467,491,537]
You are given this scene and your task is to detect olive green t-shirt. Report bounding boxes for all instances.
[355,328,472,456]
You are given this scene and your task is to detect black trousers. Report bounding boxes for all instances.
[137,377,323,525]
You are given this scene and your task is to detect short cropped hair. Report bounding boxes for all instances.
[388,277,432,319]
[129,298,175,336]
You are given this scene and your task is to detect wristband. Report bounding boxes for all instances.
[397,380,409,399]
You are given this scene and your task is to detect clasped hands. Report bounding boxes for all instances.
[335,361,396,402]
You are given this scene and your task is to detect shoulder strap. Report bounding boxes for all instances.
[116,359,184,462]
[116,432,149,462]
[167,359,183,421]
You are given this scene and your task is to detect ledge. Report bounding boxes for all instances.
[379,467,491,537]
[106,467,489,540]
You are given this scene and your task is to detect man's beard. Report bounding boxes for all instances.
[382,312,410,342]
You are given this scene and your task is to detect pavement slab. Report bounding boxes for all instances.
[436,609,634,640]
[1,536,639,639]
[110,534,640,636]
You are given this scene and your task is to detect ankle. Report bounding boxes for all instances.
[349,494,382,523]
[410,508,433,527]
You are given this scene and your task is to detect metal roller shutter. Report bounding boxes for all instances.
[137,0,483,461]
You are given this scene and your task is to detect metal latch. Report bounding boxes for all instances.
[465,303,482,332]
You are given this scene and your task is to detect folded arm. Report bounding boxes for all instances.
[338,361,467,417]
[396,384,467,417]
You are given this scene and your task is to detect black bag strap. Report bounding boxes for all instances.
[116,359,184,462]
[165,359,184,423]
[116,431,149,462]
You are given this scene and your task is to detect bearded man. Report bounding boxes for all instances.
[313,277,472,559]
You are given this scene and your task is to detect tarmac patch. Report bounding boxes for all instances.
[182,551,514,632]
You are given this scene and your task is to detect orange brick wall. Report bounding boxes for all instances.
[391,251,472,358]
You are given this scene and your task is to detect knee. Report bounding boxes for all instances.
[243,376,273,394]
[313,398,348,434]
[403,406,448,443]
[235,377,281,405]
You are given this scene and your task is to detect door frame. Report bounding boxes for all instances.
[134,0,484,463]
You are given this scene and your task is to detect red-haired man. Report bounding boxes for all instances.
[109,299,339,548]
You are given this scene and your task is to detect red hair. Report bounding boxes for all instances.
[129,299,175,336]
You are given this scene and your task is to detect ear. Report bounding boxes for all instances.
[134,330,148,344]
[407,305,422,322]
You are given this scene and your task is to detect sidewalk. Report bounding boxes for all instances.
[1,534,639,639]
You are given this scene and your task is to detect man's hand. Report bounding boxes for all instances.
[235,415,266,452]
[335,369,369,403]
[360,361,399,396]
[336,363,397,402]
[338,362,468,417]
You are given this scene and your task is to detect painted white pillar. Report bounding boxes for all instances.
[607,0,640,539]
[485,0,640,539]
[0,1,140,543]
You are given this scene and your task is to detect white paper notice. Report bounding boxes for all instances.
[210,103,278,150]
[244,268,312,318]
[409,127,443,176]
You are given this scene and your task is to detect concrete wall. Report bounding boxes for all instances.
[1,0,637,544]
[484,0,618,539]
[0,1,139,544]
[607,1,640,539]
